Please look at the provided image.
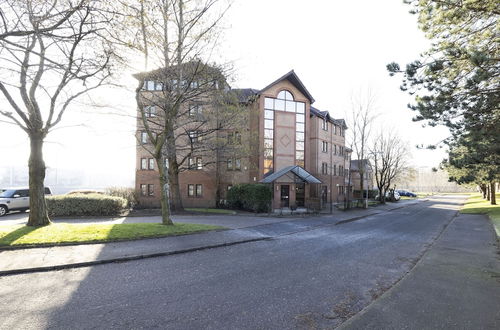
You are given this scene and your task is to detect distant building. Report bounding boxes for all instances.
[350,159,374,197]
[135,69,352,210]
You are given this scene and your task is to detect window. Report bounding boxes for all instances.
[188,104,202,117]
[235,131,241,144]
[187,184,202,197]
[143,80,155,91]
[322,162,328,175]
[334,144,337,155]
[188,157,202,170]
[322,141,328,153]
[334,164,337,176]
[141,158,147,170]
[188,184,194,197]
[140,184,147,196]
[149,158,155,170]
[277,90,294,101]
[144,106,157,117]
[188,131,200,143]
[235,158,241,170]
[147,184,154,196]
[227,131,241,144]
[333,125,337,135]
[141,131,148,144]
[322,119,328,131]
[227,158,233,170]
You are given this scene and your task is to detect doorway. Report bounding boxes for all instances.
[280,185,290,207]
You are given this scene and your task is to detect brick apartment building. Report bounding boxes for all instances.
[135,69,352,210]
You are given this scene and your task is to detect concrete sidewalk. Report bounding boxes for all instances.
[340,213,500,330]
[0,200,422,276]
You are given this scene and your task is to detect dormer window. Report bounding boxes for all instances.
[322,118,328,131]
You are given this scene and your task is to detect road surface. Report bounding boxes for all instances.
[0,195,481,329]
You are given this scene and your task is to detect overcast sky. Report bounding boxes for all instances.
[0,0,450,187]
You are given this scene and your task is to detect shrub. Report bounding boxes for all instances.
[105,187,138,208]
[46,193,128,217]
[227,184,272,213]
[67,190,104,195]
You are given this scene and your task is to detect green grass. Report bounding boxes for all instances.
[0,222,223,247]
[461,193,500,237]
[185,207,235,214]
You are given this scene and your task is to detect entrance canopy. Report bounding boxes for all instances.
[260,166,321,184]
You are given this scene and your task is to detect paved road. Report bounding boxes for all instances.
[0,195,483,329]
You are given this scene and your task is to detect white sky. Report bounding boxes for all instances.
[0,0,450,187]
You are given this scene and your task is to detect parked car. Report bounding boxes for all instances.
[0,187,52,217]
[375,190,401,202]
[396,190,417,197]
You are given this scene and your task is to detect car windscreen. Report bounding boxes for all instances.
[0,190,15,198]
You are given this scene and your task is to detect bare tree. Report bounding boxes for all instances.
[346,88,378,204]
[0,0,115,226]
[370,131,410,203]
[116,0,232,224]
[135,62,246,224]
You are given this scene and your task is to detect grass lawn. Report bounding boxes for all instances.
[184,207,235,214]
[0,222,223,247]
[461,193,500,237]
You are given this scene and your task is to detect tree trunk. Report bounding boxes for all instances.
[359,171,364,199]
[490,182,496,205]
[480,184,487,199]
[165,121,183,212]
[157,156,173,225]
[27,134,51,226]
[486,185,491,201]
[168,158,183,211]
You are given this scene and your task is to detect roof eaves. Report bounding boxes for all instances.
[259,70,315,103]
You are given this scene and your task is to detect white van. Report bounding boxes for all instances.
[0,187,52,216]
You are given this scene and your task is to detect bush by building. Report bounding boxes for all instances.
[46,193,128,217]
[105,187,138,208]
[227,184,272,213]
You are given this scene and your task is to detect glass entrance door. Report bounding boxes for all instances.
[280,185,290,207]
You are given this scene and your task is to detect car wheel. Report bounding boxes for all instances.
[0,205,7,217]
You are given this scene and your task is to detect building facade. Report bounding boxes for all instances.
[135,70,352,210]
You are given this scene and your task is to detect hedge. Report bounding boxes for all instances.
[227,184,272,213]
[46,193,128,217]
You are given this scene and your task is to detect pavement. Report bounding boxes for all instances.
[0,195,498,329]
[340,212,500,330]
[0,199,422,275]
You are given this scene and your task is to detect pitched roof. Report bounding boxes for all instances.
[231,88,259,103]
[351,159,372,172]
[310,106,348,128]
[259,70,315,103]
[260,165,321,184]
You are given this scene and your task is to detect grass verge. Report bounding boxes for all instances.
[0,222,223,247]
[185,207,235,214]
[460,193,500,237]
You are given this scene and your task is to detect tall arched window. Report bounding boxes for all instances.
[263,89,306,172]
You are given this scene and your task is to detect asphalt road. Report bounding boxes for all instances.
[0,196,469,329]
